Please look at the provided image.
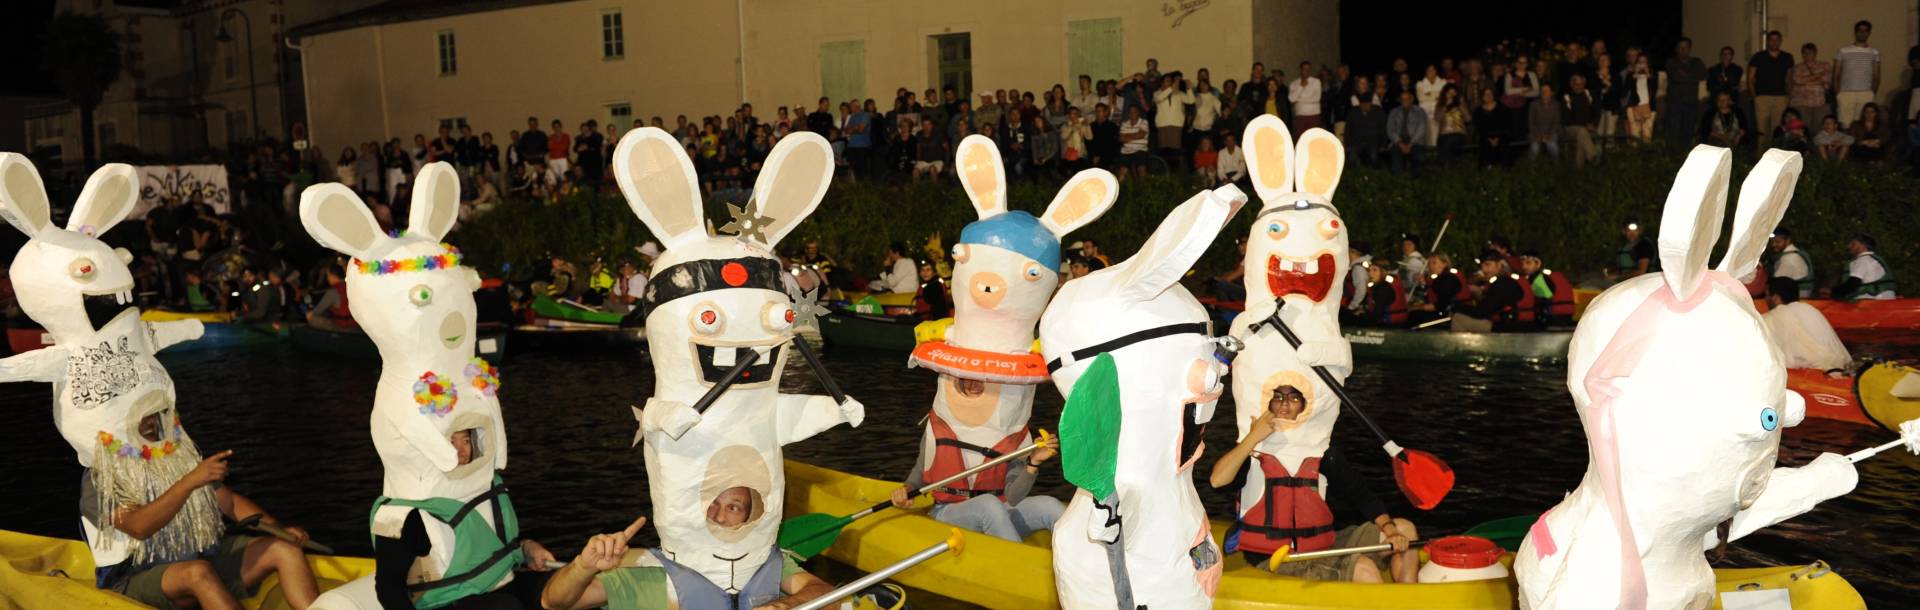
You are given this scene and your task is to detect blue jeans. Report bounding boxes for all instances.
[929,494,1065,542]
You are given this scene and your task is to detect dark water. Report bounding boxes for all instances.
[3,339,1916,607]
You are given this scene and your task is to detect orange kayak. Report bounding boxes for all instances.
[1786,368,1872,427]
[1754,298,1920,331]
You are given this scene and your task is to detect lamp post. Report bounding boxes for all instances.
[215,8,259,141]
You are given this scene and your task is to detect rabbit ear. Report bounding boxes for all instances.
[748,131,834,247]
[1716,149,1801,281]
[1294,128,1346,201]
[1040,168,1118,237]
[956,135,1008,219]
[300,183,386,260]
[613,127,705,247]
[65,164,139,238]
[1116,185,1247,303]
[1241,115,1296,203]
[407,162,461,241]
[0,153,52,237]
[1657,145,1732,299]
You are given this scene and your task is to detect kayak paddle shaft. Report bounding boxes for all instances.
[239,515,333,554]
[791,529,965,610]
[689,348,764,414]
[848,432,1050,522]
[790,335,848,404]
[1250,305,1394,448]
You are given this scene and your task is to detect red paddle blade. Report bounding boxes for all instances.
[1392,448,1455,510]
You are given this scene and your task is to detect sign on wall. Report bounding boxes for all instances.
[134,165,232,219]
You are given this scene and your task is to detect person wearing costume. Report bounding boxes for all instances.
[896,135,1115,543]
[1830,233,1895,300]
[1764,277,1852,371]
[0,156,321,610]
[541,495,833,610]
[1519,250,1577,327]
[1766,228,1814,298]
[300,163,556,610]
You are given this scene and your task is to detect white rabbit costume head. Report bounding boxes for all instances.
[1514,148,1808,610]
[1042,185,1244,609]
[1,154,220,565]
[917,135,1116,436]
[1232,116,1350,463]
[620,128,860,590]
[300,163,504,502]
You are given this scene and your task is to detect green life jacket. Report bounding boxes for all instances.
[185,284,213,312]
[1778,248,1814,294]
[1614,237,1660,274]
[369,477,523,610]
[1843,253,1896,300]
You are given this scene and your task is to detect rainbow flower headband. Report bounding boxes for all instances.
[355,244,463,275]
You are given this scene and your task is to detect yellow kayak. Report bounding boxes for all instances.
[140,310,233,323]
[0,530,370,610]
[783,460,1864,609]
[1858,361,1920,431]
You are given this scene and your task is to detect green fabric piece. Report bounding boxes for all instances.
[1530,274,1553,299]
[369,476,522,610]
[1059,353,1122,500]
[598,565,670,610]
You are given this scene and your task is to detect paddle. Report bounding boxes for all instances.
[1246,304,1455,510]
[689,351,762,414]
[1846,417,1920,462]
[1428,212,1454,254]
[236,514,334,554]
[791,529,966,610]
[790,335,849,404]
[1264,513,1537,569]
[779,430,1052,559]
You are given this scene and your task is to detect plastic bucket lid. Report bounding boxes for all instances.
[1426,535,1503,570]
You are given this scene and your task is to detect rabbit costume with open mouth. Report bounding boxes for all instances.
[1514,148,1862,610]
[1044,183,1246,610]
[619,128,864,598]
[0,154,218,568]
[301,163,521,609]
[902,135,1115,533]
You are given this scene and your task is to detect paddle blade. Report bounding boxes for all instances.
[778,513,853,559]
[1461,514,1540,552]
[1392,448,1455,510]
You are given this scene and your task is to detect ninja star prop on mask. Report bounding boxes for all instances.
[788,288,826,332]
[719,200,776,244]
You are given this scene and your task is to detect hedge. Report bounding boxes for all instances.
[456,145,1917,292]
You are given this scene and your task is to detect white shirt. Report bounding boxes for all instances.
[1289,77,1323,115]
[1771,245,1811,296]
[1416,77,1446,108]
[1401,252,1427,286]
[1217,146,1246,181]
[1347,255,1372,311]
[1119,118,1150,153]
[1072,91,1098,114]
[1154,88,1193,128]
[1833,44,1880,92]
[1192,92,1222,130]
[619,272,647,301]
[878,257,919,294]
[1848,251,1894,299]
[1764,302,1852,370]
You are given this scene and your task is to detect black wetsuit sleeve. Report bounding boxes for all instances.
[374,509,431,610]
[1833,276,1863,296]
[1320,447,1389,528]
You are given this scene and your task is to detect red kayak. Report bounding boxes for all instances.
[1755,298,1920,331]
[1786,367,1872,427]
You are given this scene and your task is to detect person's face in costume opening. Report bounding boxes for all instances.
[708,487,755,528]
[1268,386,1307,422]
[452,429,474,466]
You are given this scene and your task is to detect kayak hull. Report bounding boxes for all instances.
[1787,368,1873,427]
[818,311,917,351]
[1344,328,1573,363]
[782,461,1862,609]
[530,295,627,326]
[0,529,372,610]
[1857,361,1920,431]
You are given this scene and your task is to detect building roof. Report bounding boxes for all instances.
[288,0,576,39]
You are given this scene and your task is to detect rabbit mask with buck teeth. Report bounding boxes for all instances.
[0,154,219,567]
[1515,148,1860,610]
[618,128,864,590]
[1042,184,1245,610]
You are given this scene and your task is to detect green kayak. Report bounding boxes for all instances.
[531,295,626,325]
[818,310,917,351]
[1344,328,1572,363]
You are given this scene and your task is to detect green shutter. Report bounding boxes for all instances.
[821,40,867,103]
[1067,18,1122,83]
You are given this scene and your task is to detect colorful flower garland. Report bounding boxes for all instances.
[355,244,463,276]
[414,372,457,416]
[97,416,183,461]
[466,358,500,397]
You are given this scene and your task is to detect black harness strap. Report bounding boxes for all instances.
[933,438,1004,458]
[1047,322,1210,373]
[447,482,509,530]
[1239,522,1338,539]
[404,540,524,593]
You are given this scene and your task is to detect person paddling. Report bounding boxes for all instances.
[889,425,1062,542]
[1766,228,1815,298]
[1605,218,1659,283]
[1518,250,1576,327]
[1209,385,1420,583]
[375,428,559,609]
[1451,253,1532,332]
[542,491,835,610]
[1411,253,1469,323]
[1826,234,1896,300]
[1356,262,1409,327]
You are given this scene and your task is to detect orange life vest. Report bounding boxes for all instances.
[1534,269,1576,321]
[1384,278,1408,325]
[1498,274,1536,324]
[924,413,1027,504]
[327,283,358,328]
[1236,454,1337,555]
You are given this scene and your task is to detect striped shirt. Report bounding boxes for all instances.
[1833,45,1879,92]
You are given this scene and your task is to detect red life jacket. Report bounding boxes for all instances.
[1498,274,1536,324]
[1449,270,1472,302]
[327,283,359,328]
[1384,277,1408,325]
[1236,454,1337,554]
[924,413,1027,504]
[1535,269,1576,320]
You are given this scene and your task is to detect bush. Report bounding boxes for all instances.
[456,147,1917,292]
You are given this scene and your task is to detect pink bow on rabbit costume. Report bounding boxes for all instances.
[1514,148,1860,610]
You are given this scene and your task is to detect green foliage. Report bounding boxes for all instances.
[456,148,1919,290]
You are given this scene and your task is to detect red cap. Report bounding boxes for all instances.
[1426,535,1503,570]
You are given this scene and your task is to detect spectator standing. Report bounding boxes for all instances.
[1029,115,1059,178]
[807,97,836,135]
[1460,59,1492,116]
[1623,55,1659,143]
[1528,83,1563,159]
[456,125,482,176]
[1117,104,1151,178]
[1153,74,1192,159]
[1346,90,1388,167]
[1289,61,1324,132]
[1072,74,1098,114]
[1090,103,1121,171]
[1747,31,1794,145]
[1416,65,1445,146]
[546,120,572,183]
[975,92,1004,138]
[1473,88,1514,166]
[1833,20,1881,126]
[1434,84,1470,163]
[576,121,605,186]
[429,125,457,164]
[1664,38,1709,147]
[912,118,947,181]
[1909,44,1920,122]
[518,117,549,172]
[334,147,359,191]
[1790,43,1834,127]
[409,134,429,173]
[1563,75,1601,167]
[1326,65,1353,136]
[1192,80,1223,142]
[1706,47,1744,108]
[845,102,873,179]
[1061,106,1091,172]
[353,141,379,196]
[1387,90,1428,175]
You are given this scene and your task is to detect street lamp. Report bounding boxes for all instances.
[215,8,259,141]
